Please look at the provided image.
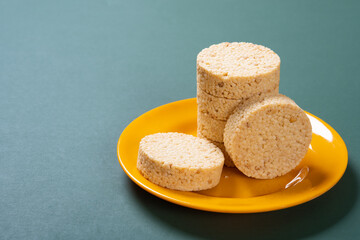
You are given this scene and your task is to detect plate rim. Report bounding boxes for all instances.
[117,98,348,213]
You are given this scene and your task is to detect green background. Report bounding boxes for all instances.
[1,0,359,239]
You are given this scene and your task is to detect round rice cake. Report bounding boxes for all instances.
[224,94,312,179]
[137,132,224,191]
[197,42,280,99]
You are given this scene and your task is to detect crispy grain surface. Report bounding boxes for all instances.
[197,112,226,142]
[137,132,224,191]
[224,94,312,179]
[197,42,280,99]
[197,85,279,121]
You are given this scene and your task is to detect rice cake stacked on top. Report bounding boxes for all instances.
[197,42,281,167]
[224,94,312,179]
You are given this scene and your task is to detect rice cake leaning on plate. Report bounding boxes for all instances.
[137,132,224,191]
[224,94,312,179]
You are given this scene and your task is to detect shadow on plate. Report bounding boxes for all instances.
[129,160,358,240]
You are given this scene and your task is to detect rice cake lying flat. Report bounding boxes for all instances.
[137,132,224,191]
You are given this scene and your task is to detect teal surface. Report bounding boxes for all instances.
[1,0,359,239]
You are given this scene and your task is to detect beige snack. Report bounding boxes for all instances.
[197,87,243,121]
[224,94,312,179]
[208,140,235,168]
[197,131,234,167]
[197,42,280,99]
[137,132,224,191]
[197,86,279,121]
[197,111,226,142]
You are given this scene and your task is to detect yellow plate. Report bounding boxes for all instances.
[117,98,348,213]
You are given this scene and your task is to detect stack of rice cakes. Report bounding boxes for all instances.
[197,42,281,167]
